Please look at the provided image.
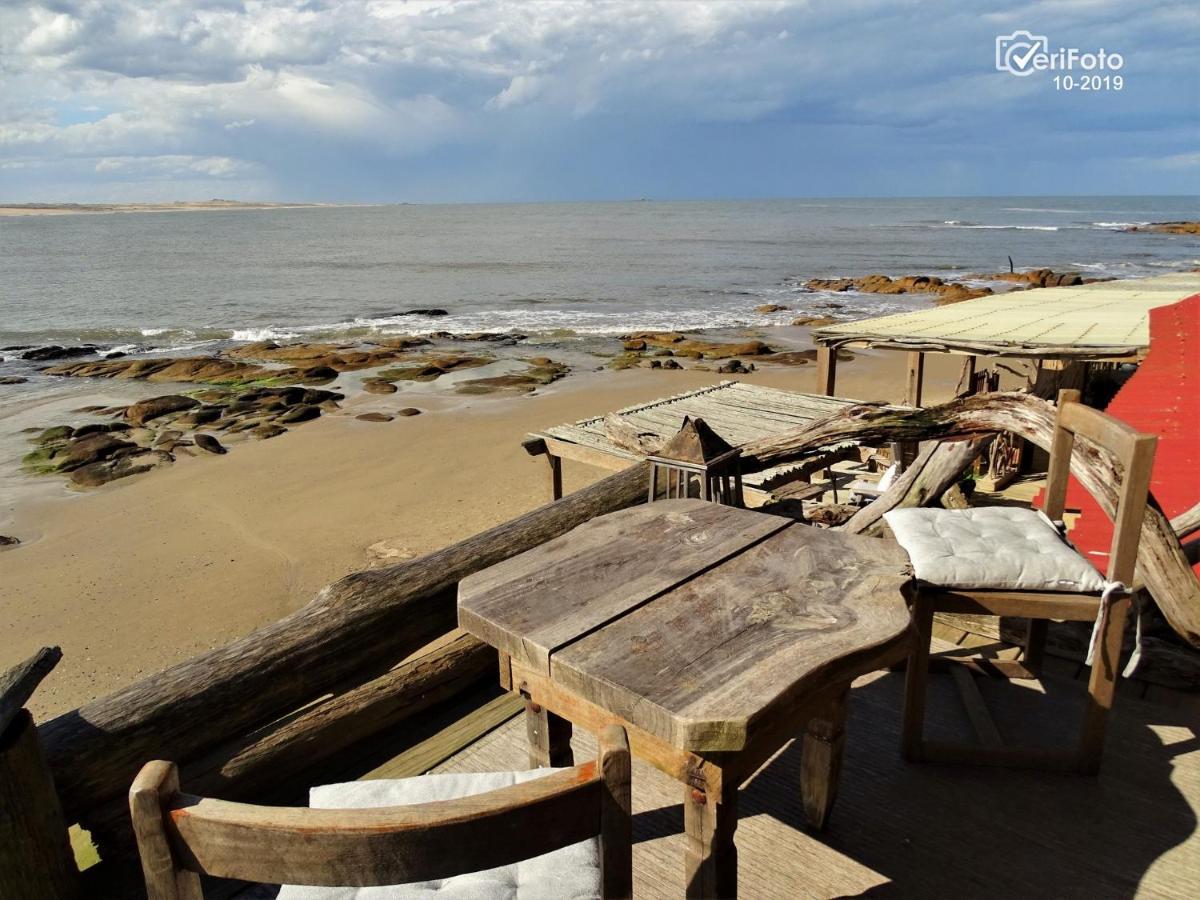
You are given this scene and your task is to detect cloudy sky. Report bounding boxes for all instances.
[1,0,1197,202]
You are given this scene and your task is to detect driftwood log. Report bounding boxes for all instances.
[738,392,1200,646]
[41,462,651,826]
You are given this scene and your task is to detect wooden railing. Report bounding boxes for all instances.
[22,462,651,896]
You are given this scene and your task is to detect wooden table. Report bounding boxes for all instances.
[458,499,913,898]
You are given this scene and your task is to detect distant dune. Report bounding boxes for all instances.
[0,200,351,216]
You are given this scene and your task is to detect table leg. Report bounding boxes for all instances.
[684,765,738,899]
[800,684,849,831]
[524,697,574,768]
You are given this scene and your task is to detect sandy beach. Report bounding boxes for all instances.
[1,349,971,719]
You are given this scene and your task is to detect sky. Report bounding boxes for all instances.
[1,0,1197,203]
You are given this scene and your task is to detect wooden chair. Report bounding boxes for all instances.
[129,725,632,899]
[895,389,1157,774]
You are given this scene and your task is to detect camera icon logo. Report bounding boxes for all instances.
[995,30,1049,76]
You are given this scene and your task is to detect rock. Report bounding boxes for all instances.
[1127,221,1200,235]
[660,358,682,370]
[0,376,28,385]
[357,413,394,422]
[396,407,422,416]
[608,354,642,370]
[621,332,771,360]
[125,395,199,426]
[251,423,288,439]
[21,345,100,361]
[0,534,19,548]
[792,316,838,327]
[69,450,171,487]
[54,433,139,471]
[646,359,662,369]
[175,405,224,427]
[756,304,790,314]
[765,350,817,366]
[805,274,992,304]
[396,309,449,316]
[36,425,75,444]
[277,404,322,424]
[72,423,119,439]
[718,359,750,374]
[623,339,647,351]
[194,433,227,455]
[363,379,398,395]
[370,336,433,350]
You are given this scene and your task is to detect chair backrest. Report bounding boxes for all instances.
[1041,389,1157,585]
[129,725,632,900]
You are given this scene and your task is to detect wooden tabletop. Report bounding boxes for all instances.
[459,499,913,753]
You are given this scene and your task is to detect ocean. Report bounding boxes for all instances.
[2,196,1197,356]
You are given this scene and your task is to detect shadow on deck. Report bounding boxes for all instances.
[430,664,1199,898]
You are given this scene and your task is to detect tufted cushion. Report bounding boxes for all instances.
[276,770,601,900]
[884,506,1105,593]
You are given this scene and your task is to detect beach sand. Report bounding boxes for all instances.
[2,351,973,718]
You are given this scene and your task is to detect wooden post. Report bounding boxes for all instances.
[547,455,563,502]
[0,710,80,899]
[800,685,849,830]
[905,351,925,407]
[684,764,737,899]
[815,344,837,396]
[965,355,978,393]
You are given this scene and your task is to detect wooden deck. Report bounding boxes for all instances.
[428,660,1199,898]
[531,381,864,494]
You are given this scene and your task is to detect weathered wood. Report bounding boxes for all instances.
[459,501,790,675]
[43,461,653,823]
[524,697,574,768]
[598,725,633,900]
[841,438,987,536]
[740,391,1200,647]
[815,345,837,396]
[800,686,848,830]
[184,631,494,798]
[684,762,737,899]
[0,710,80,900]
[905,351,925,407]
[0,646,62,736]
[948,667,1003,748]
[129,736,632,896]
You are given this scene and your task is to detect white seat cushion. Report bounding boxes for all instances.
[276,770,601,900]
[884,506,1105,593]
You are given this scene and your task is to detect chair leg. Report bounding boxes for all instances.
[1023,618,1048,675]
[1077,594,1131,775]
[901,594,934,761]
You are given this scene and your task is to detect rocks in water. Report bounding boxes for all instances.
[125,395,200,426]
[756,304,790,314]
[21,345,100,361]
[396,308,449,317]
[660,358,682,370]
[791,316,838,327]
[193,433,227,455]
[370,336,433,350]
[277,404,322,424]
[356,412,395,422]
[717,359,755,374]
[363,379,398,394]
[0,534,20,548]
[455,359,570,395]
[396,407,422,417]
[620,332,773,360]
[806,274,992,304]
[0,376,28,385]
[37,425,75,444]
[981,268,1084,288]
[375,354,492,383]
[623,339,647,351]
[1125,221,1200,235]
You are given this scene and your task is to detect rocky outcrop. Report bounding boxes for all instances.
[1126,221,1200,235]
[980,268,1084,288]
[0,376,28,384]
[374,354,492,383]
[619,332,773,360]
[194,433,227,455]
[21,345,100,361]
[756,304,790,314]
[356,413,394,422]
[791,316,838,327]
[454,360,570,395]
[125,395,200,426]
[805,274,993,304]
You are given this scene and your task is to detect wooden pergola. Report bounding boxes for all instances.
[810,272,1200,406]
